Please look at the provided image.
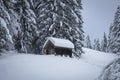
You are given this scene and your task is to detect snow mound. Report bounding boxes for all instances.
[0,48,116,80]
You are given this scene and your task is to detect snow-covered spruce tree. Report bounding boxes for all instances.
[0,17,12,51]
[20,0,38,53]
[4,0,22,35]
[12,31,22,52]
[0,0,41,54]
[0,0,13,51]
[2,0,23,52]
[107,24,113,53]
[93,39,96,50]
[107,6,120,54]
[101,32,107,52]
[93,39,101,51]
[0,26,8,51]
[84,35,92,49]
[34,0,84,57]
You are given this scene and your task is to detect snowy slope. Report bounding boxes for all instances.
[0,48,116,80]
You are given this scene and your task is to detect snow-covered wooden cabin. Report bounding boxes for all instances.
[43,37,74,57]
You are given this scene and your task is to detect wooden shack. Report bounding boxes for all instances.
[43,37,74,57]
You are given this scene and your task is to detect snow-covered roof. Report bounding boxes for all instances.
[43,37,74,49]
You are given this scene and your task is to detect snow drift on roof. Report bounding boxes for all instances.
[43,37,74,49]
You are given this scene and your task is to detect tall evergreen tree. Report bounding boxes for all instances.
[2,0,39,53]
[84,35,92,49]
[101,32,107,52]
[0,17,12,51]
[12,31,22,52]
[35,0,84,57]
[93,39,101,51]
[107,6,120,54]
[93,39,96,50]
[0,26,8,51]
[0,0,14,51]
[19,0,38,53]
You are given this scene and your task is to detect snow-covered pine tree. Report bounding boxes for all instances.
[93,39,101,51]
[93,39,96,50]
[0,26,8,51]
[107,24,113,53]
[0,0,40,54]
[0,17,12,51]
[2,0,23,52]
[35,0,84,57]
[101,32,107,52]
[84,35,92,49]
[5,0,22,35]
[107,6,120,54]
[12,31,23,52]
[0,0,13,51]
[20,0,38,53]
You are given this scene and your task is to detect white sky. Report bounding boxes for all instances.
[82,0,120,41]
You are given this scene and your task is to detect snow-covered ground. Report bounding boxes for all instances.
[0,48,116,80]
